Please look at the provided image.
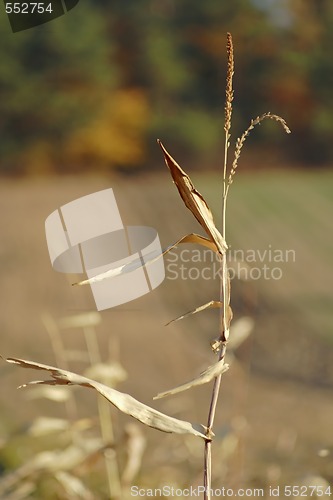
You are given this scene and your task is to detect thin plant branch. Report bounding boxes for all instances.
[204,32,234,500]
[203,34,290,499]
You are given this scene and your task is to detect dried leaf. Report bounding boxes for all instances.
[4,357,207,439]
[167,302,233,328]
[226,268,231,306]
[158,140,228,254]
[154,360,229,400]
[166,300,223,326]
[73,233,217,287]
[73,249,160,286]
[170,233,218,253]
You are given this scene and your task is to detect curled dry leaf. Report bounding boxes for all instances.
[158,140,228,255]
[73,232,217,287]
[171,233,218,253]
[3,357,207,440]
[166,300,223,326]
[166,301,233,329]
[154,359,229,400]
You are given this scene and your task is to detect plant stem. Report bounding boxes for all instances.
[203,146,230,500]
[203,33,232,495]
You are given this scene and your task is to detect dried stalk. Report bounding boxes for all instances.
[203,32,290,498]
[204,32,234,500]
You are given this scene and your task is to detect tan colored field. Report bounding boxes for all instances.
[0,170,332,497]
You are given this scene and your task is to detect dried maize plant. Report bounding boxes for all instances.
[3,33,290,499]
[155,33,290,497]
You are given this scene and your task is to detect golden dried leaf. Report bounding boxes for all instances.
[170,233,218,253]
[4,357,207,439]
[226,304,233,328]
[154,360,229,400]
[73,233,217,287]
[167,302,233,328]
[158,140,227,255]
[226,269,231,306]
[166,300,222,326]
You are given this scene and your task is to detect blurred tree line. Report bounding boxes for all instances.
[0,0,332,174]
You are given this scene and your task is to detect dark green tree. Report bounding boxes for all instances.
[0,1,116,173]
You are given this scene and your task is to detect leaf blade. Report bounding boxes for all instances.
[154,360,229,400]
[158,140,227,255]
[165,300,223,326]
[4,357,208,439]
[73,233,217,287]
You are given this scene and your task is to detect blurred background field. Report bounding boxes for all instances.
[0,171,332,497]
[0,0,332,498]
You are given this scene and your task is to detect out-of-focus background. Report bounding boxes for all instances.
[0,1,332,498]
